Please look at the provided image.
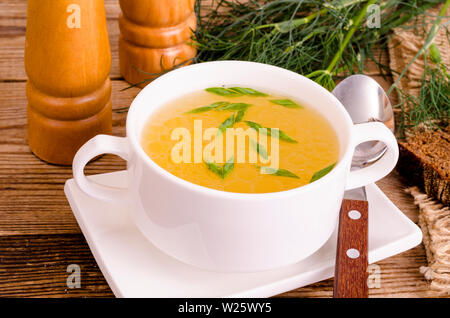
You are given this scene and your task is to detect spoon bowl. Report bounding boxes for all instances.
[332,74,394,166]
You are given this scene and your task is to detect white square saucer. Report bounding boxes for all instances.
[64,171,422,298]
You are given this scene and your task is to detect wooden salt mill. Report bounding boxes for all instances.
[25,0,112,165]
[119,0,197,87]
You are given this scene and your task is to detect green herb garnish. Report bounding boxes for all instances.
[306,0,377,90]
[194,0,434,93]
[310,163,336,183]
[250,139,268,160]
[276,130,297,143]
[217,109,248,136]
[245,121,264,131]
[205,87,242,97]
[185,101,230,114]
[270,99,302,109]
[429,43,442,64]
[396,57,449,136]
[228,87,268,97]
[389,2,450,136]
[206,87,268,97]
[222,157,235,178]
[234,109,246,123]
[258,166,300,179]
[205,160,224,178]
[218,103,251,112]
[186,102,251,114]
[205,157,235,179]
[218,114,236,134]
[245,121,297,143]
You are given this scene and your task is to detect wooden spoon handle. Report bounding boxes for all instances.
[333,199,369,298]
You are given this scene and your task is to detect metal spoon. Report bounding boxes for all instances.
[331,74,394,298]
[333,74,394,166]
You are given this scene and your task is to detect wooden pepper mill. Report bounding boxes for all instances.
[119,0,197,87]
[25,0,112,165]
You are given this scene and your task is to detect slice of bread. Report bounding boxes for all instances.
[397,125,450,206]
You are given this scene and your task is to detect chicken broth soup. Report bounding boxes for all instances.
[141,87,339,193]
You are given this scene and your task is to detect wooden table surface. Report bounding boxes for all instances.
[0,0,440,298]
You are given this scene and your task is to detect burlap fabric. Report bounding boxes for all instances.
[388,4,449,293]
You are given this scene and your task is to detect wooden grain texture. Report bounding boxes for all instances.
[118,0,197,87]
[0,80,139,236]
[0,0,444,298]
[333,199,369,298]
[0,234,113,297]
[0,234,436,298]
[0,235,434,298]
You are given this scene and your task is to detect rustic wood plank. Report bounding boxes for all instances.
[0,80,139,235]
[0,234,113,297]
[377,170,420,223]
[0,234,439,298]
[0,72,434,296]
[0,0,441,298]
[280,246,444,298]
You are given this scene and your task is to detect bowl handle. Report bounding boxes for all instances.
[345,122,399,190]
[73,135,131,202]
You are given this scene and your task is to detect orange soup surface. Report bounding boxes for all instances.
[141,87,340,193]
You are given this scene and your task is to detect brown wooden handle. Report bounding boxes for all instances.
[333,199,369,298]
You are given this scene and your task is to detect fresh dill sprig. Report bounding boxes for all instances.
[388,0,450,95]
[389,0,450,136]
[194,0,437,87]
[395,48,449,137]
[307,0,377,90]
[410,61,449,128]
